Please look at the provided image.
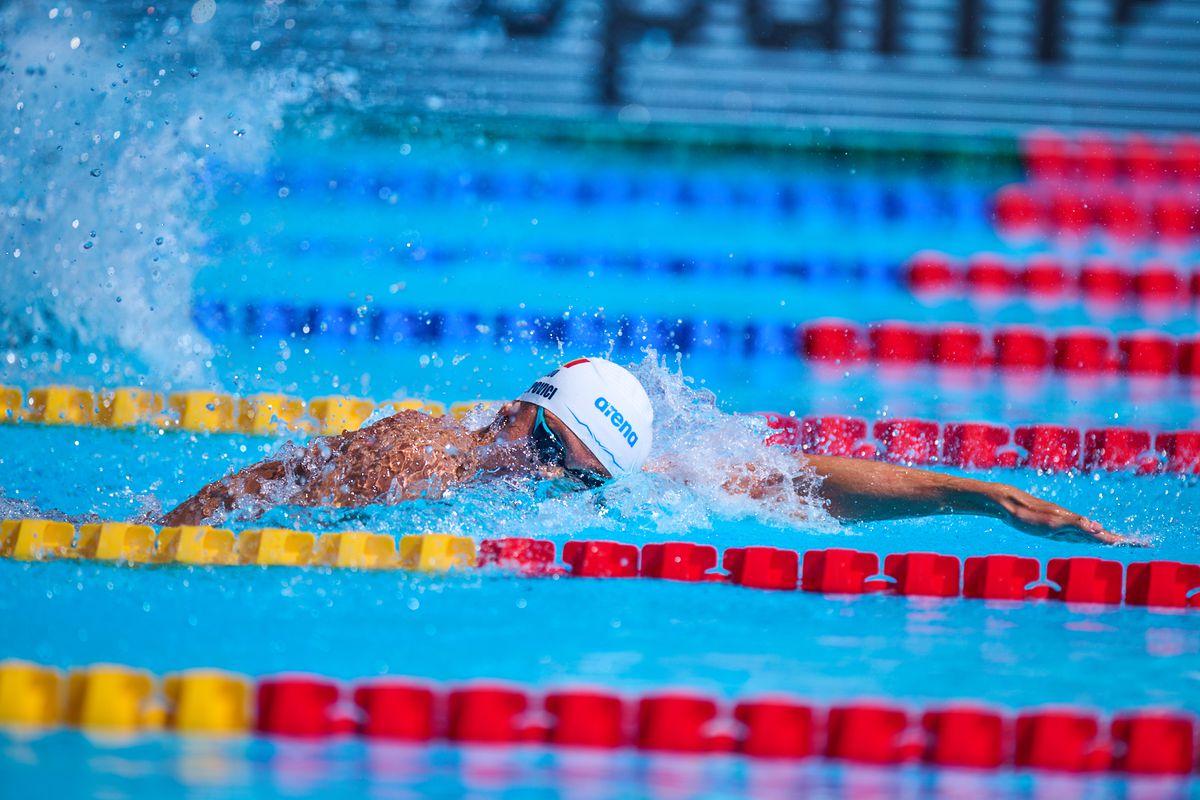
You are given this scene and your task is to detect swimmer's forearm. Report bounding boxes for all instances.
[162,458,288,526]
[163,479,240,526]
[802,455,998,522]
[801,455,1128,545]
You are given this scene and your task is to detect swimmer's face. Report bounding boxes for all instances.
[492,401,611,487]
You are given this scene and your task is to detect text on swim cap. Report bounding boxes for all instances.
[594,397,638,447]
[527,381,558,400]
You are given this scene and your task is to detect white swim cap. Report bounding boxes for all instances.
[517,357,654,477]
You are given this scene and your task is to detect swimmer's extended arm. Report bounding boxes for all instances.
[801,455,1129,545]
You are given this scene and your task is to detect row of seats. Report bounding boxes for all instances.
[1,659,1192,773]
[762,413,1200,475]
[1023,130,1200,185]
[258,167,990,225]
[993,184,1200,241]
[7,519,1198,610]
[802,319,1200,377]
[906,251,1200,312]
[0,385,461,434]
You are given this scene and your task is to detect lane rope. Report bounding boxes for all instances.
[193,299,1200,380]
[3,520,1198,611]
[0,657,1193,775]
[905,250,1200,320]
[3,383,1198,478]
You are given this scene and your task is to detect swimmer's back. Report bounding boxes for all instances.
[292,410,480,506]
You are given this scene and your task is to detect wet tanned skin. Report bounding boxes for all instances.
[162,402,604,526]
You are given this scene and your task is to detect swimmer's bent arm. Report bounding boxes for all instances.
[163,459,287,526]
[799,455,1127,545]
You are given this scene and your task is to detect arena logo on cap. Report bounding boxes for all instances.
[594,397,638,447]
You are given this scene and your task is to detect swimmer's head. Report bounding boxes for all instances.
[517,357,654,479]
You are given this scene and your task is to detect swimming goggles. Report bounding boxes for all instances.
[530,406,607,489]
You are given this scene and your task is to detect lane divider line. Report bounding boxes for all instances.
[3,520,1198,611]
[801,318,1200,377]
[761,413,1200,475]
[195,299,1200,381]
[0,384,472,435]
[3,384,1199,478]
[905,251,1200,317]
[196,299,1200,380]
[0,658,1194,774]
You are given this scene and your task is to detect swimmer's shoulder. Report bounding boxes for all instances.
[360,409,463,435]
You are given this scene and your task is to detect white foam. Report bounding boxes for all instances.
[252,354,836,538]
[0,5,308,385]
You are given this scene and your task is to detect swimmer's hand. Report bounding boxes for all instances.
[801,455,1139,546]
[986,484,1137,546]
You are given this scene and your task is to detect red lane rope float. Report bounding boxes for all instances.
[760,412,1200,476]
[3,659,1196,775]
[799,318,1200,378]
[1021,129,1200,186]
[991,183,1200,244]
[905,251,1198,313]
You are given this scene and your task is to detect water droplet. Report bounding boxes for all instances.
[89,168,101,177]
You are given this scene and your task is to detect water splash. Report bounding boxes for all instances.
[0,3,307,386]
[243,353,835,538]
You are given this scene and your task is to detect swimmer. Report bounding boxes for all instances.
[164,357,1128,545]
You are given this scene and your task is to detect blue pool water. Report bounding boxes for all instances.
[3,2,1200,797]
